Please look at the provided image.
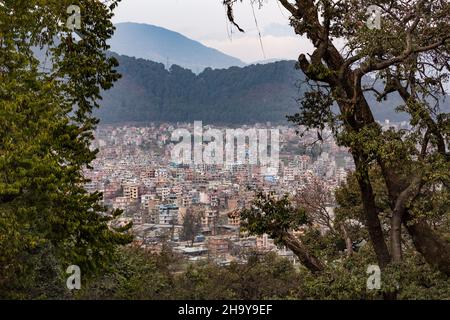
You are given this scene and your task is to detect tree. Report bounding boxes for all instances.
[333,168,450,299]
[79,246,177,300]
[225,0,450,276]
[295,177,354,256]
[181,208,202,246]
[173,251,305,300]
[241,193,325,273]
[0,0,132,297]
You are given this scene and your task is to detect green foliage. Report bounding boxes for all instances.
[79,246,177,300]
[181,209,202,245]
[174,252,304,300]
[81,248,305,300]
[0,0,132,298]
[78,245,450,300]
[333,169,450,298]
[241,193,308,244]
[287,91,336,134]
[96,56,303,124]
[96,54,416,124]
[335,167,390,223]
[299,245,450,300]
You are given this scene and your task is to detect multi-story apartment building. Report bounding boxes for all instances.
[123,184,139,200]
[227,210,240,227]
[112,196,132,210]
[155,186,170,201]
[283,167,295,181]
[201,209,218,228]
[158,204,179,225]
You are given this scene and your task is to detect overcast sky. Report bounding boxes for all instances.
[112,0,314,63]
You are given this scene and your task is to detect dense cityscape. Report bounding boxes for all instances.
[2,0,449,304]
[84,120,407,266]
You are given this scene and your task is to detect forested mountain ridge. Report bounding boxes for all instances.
[97,54,305,124]
[98,53,432,124]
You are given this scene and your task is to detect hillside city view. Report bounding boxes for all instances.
[1,0,449,308]
[88,121,405,265]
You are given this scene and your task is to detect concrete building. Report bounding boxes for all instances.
[123,184,139,200]
[158,204,179,225]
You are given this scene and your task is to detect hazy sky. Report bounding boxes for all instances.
[112,0,314,63]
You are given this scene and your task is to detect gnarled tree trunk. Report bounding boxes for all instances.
[404,211,450,276]
[281,231,325,273]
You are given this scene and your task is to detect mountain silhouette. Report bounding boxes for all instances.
[108,22,246,73]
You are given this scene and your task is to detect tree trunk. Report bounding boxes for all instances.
[404,211,450,276]
[277,0,450,277]
[354,156,391,268]
[281,231,324,273]
[381,164,450,273]
[340,224,353,257]
[390,214,403,263]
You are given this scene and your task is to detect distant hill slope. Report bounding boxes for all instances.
[97,55,303,124]
[108,23,245,72]
[97,54,438,125]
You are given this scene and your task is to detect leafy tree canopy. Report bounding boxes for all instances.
[0,0,132,298]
